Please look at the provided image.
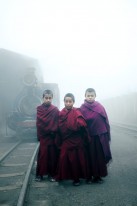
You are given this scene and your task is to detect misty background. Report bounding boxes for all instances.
[0,0,137,108]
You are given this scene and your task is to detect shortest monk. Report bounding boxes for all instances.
[55,93,89,186]
[35,89,59,182]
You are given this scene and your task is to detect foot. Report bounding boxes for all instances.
[50,178,56,182]
[86,179,92,184]
[98,177,103,183]
[73,180,80,186]
[35,175,43,182]
[92,176,103,183]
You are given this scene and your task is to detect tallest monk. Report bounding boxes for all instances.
[35,89,59,182]
[80,88,112,183]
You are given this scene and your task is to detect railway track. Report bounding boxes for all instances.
[110,122,137,138]
[0,138,39,206]
[111,122,137,132]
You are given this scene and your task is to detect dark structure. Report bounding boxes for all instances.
[0,49,60,137]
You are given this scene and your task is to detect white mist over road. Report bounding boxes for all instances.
[0,0,137,108]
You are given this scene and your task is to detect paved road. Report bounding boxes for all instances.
[27,125,137,206]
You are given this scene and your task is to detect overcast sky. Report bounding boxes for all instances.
[0,0,137,108]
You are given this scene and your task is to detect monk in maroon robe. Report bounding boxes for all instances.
[80,88,112,183]
[35,90,59,181]
[56,93,89,186]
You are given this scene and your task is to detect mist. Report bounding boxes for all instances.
[0,0,137,108]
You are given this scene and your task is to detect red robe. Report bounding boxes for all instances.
[36,103,59,177]
[56,107,89,181]
[80,100,112,178]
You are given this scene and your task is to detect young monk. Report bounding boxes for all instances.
[80,88,112,183]
[55,93,89,186]
[35,89,59,181]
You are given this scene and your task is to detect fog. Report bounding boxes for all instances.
[0,0,137,108]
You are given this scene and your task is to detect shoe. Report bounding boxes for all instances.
[50,178,56,182]
[92,177,99,183]
[98,177,104,183]
[73,180,80,186]
[92,176,103,183]
[86,179,92,184]
[35,176,43,182]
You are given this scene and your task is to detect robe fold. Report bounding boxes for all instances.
[56,107,89,181]
[36,103,59,177]
[80,100,112,178]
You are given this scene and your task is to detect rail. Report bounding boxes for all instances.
[17,142,39,206]
[0,141,21,162]
[111,122,137,132]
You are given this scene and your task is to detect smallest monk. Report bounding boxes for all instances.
[56,93,89,186]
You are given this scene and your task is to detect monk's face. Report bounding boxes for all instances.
[43,94,53,105]
[64,97,74,110]
[85,91,96,103]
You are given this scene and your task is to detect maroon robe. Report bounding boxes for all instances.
[56,107,89,181]
[80,100,112,178]
[36,103,59,177]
